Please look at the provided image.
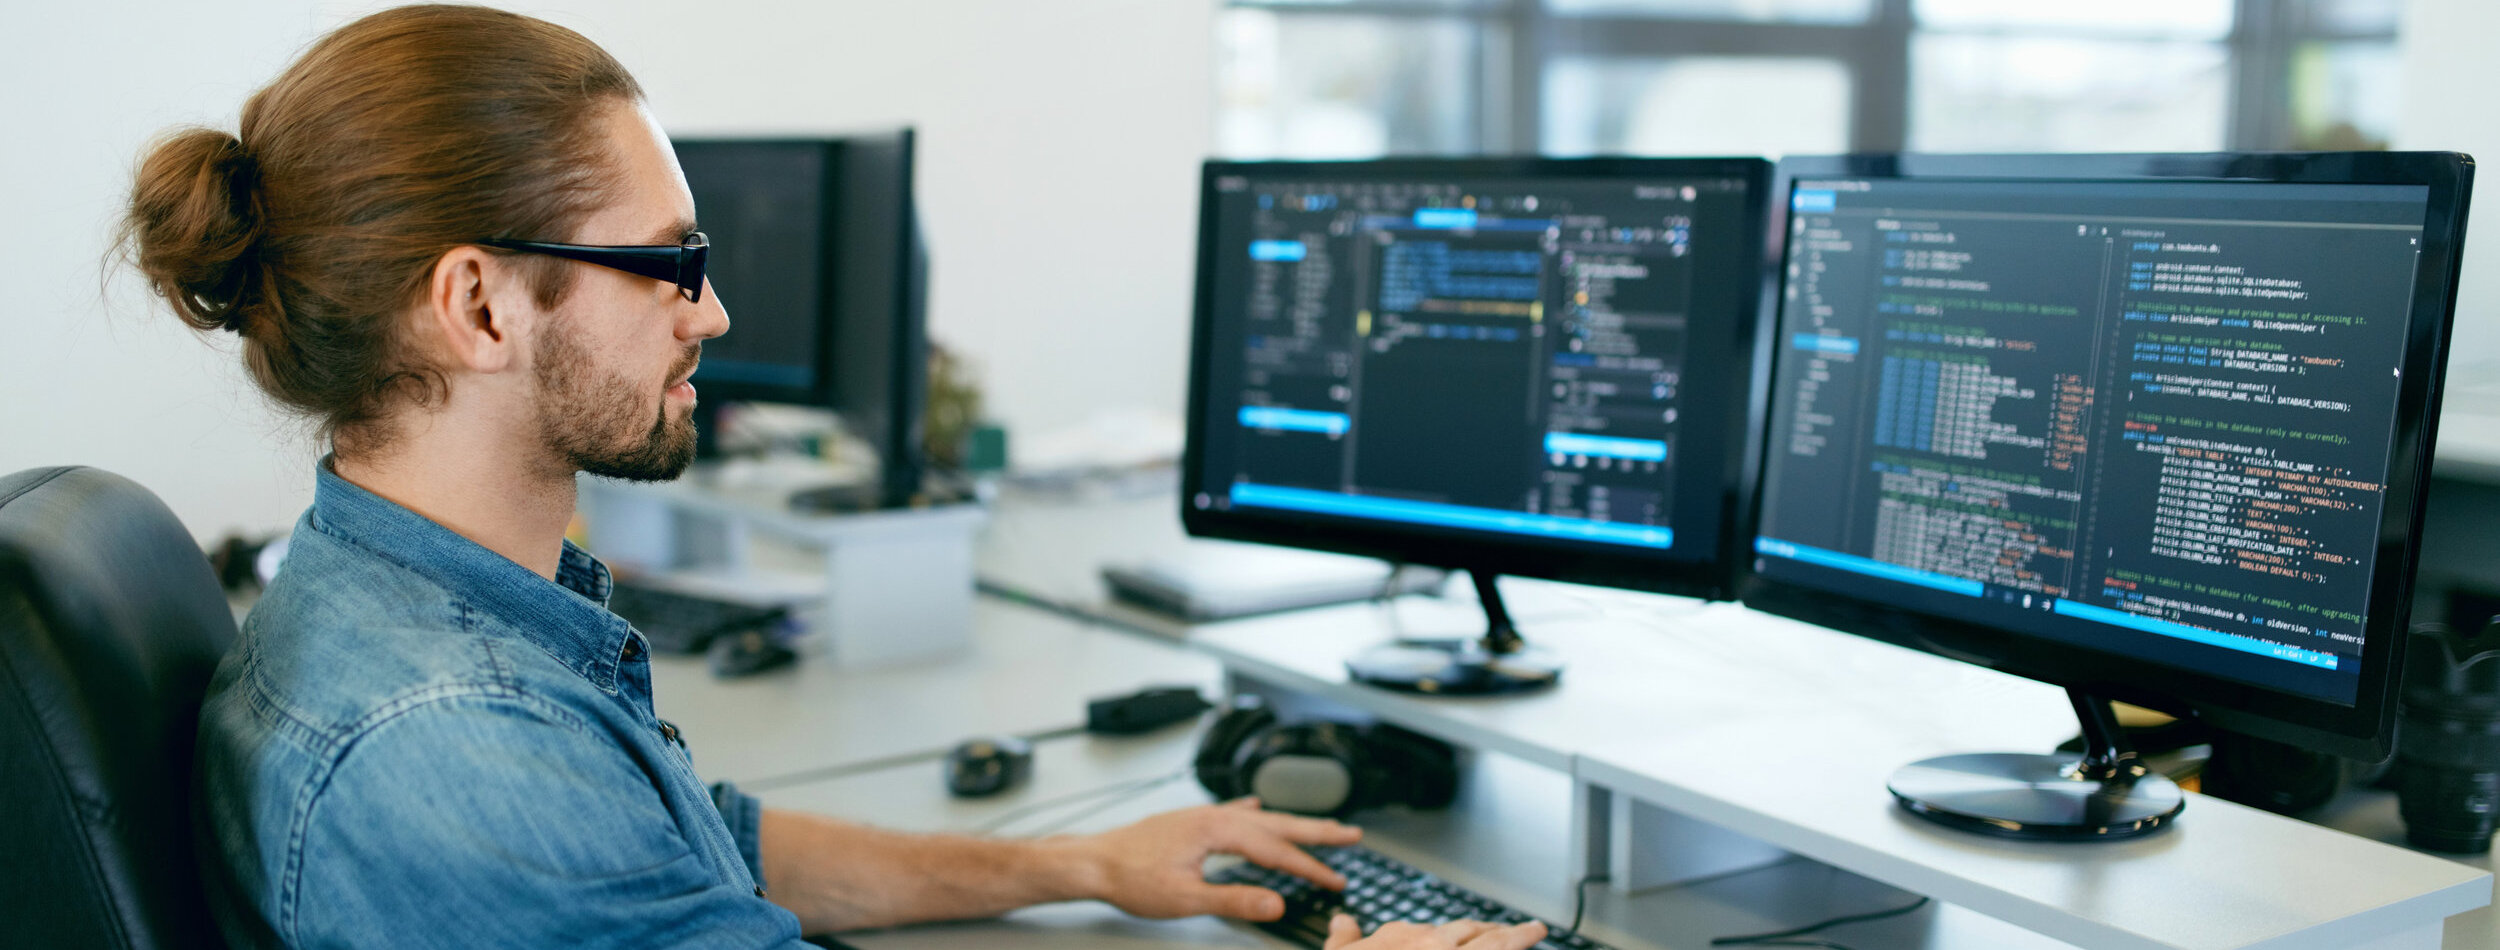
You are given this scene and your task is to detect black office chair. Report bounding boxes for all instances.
[0,466,236,948]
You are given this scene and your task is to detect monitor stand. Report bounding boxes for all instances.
[1887,688,2184,840]
[1345,569,1562,695]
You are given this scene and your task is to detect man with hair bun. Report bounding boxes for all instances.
[126,5,1544,950]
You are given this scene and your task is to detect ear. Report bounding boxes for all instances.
[421,246,535,375]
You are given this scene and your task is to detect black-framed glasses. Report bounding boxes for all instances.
[477,232,710,303]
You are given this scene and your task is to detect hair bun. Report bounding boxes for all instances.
[124,127,267,333]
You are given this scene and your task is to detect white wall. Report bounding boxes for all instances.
[2399,0,2500,402]
[0,0,1213,540]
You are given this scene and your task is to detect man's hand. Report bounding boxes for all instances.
[1324,916,1550,950]
[1070,797,1364,920]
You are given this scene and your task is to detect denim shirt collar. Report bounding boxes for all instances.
[308,460,635,693]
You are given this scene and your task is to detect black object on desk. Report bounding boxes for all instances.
[1087,686,1213,734]
[2395,616,2500,852]
[1195,694,1458,818]
[1209,844,1611,950]
[945,736,1034,798]
[708,627,799,678]
[605,580,789,655]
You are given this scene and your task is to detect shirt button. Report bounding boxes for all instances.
[621,639,642,662]
[754,886,767,898]
[658,721,681,745]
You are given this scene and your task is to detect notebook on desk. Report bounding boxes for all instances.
[1102,543,1445,622]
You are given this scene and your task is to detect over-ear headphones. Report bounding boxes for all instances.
[1195,694,1459,818]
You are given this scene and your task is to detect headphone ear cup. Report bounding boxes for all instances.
[1242,723,1363,817]
[1358,724,1460,811]
[1195,696,1277,801]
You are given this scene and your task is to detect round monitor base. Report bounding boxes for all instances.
[1346,639,1561,695]
[1889,752,2183,841]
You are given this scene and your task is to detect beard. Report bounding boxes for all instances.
[533,316,700,482]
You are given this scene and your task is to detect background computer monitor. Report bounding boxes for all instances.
[1743,152,2473,837]
[1181,157,1773,693]
[673,131,931,508]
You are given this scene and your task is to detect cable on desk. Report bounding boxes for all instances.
[1708,895,1931,949]
[1563,871,1610,939]
[971,768,1192,836]
[974,576,1182,640]
[739,723,1089,793]
[1023,771,1192,836]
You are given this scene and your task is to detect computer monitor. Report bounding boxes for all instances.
[1744,152,2474,839]
[673,131,931,508]
[1181,157,1773,694]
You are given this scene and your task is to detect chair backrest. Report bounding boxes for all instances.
[0,467,236,949]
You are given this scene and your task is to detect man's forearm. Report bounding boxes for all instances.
[758,807,1107,933]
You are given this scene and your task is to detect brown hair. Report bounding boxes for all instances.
[121,4,643,456]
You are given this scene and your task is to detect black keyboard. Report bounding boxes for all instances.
[604,581,788,654]
[1209,844,1614,950]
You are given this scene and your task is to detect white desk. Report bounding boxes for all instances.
[974,481,1201,637]
[654,484,2500,949]
[1190,595,2491,950]
[753,660,2073,950]
[650,597,1222,787]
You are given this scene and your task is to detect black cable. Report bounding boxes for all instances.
[1563,872,1610,938]
[1709,896,1931,947]
[973,576,1184,640]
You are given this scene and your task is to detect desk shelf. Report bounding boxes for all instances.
[1191,596,2492,950]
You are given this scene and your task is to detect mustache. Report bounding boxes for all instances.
[667,345,701,386]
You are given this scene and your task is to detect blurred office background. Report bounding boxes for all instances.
[3,0,2492,543]
[1217,0,2402,159]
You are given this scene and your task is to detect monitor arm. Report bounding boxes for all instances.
[2069,689,2151,782]
[1473,569,1525,656]
[1344,568,1561,695]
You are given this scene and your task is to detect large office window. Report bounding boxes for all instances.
[1215,0,2403,158]
[1909,0,2233,152]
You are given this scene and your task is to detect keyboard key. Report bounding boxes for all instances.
[1208,845,1617,950]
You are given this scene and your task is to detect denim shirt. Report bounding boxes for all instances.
[197,463,807,948]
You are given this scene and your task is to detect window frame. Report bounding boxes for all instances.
[1219,0,2396,156]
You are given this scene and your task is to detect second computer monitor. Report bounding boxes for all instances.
[1182,159,1770,693]
[674,131,930,507]
[1745,153,2472,774]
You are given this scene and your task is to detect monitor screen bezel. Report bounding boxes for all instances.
[1737,151,2474,760]
[673,136,841,409]
[1181,156,1775,600]
[674,130,929,504]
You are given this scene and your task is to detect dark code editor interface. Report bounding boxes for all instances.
[1756,177,2430,704]
[1195,172,1756,561]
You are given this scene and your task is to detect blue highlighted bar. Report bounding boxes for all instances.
[1792,334,1860,355]
[2052,600,2341,670]
[1249,240,1307,262]
[1792,190,1837,213]
[1413,208,1480,229]
[694,359,812,389]
[1754,538,1984,597]
[1232,483,1672,549]
[1545,433,1668,462]
[1239,406,1349,435]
